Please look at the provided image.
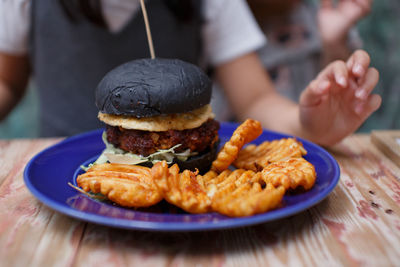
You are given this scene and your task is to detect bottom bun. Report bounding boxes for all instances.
[173,141,219,174]
[141,141,219,174]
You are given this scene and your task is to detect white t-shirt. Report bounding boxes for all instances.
[0,0,266,66]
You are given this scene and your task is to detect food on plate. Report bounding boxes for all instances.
[75,119,317,217]
[151,161,212,214]
[93,58,220,173]
[260,157,316,190]
[76,163,162,207]
[205,169,285,217]
[210,176,285,217]
[151,161,285,217]
[211,119,262,173]
[234,138,307,171]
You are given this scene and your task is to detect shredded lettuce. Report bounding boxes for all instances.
[81,131,197,170]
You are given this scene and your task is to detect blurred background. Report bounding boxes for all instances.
[356,0,400,131]
[1,0,399,138]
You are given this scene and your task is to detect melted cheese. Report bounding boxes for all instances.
[98,105,214,131]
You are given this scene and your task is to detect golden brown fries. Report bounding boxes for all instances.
[260,158,316,190]
[76,157,315,216]
[211,119,262,173]
[151,161,212,214]
[204,169,286,217]
[151,162,285,217]
[77,163,162,207]
[234,138,307,171]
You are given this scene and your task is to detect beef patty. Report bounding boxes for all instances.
[106,119,220,156]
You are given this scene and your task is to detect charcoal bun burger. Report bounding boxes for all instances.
[93,58,220,173]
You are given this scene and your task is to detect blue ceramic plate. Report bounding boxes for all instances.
[24,122,340,231]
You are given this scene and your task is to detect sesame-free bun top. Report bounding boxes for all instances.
[95,58,212,118]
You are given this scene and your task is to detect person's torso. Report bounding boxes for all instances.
[30,0,203,136]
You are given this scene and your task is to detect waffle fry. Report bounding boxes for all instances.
[234,138,307,171]
[260,157,316,190]
[206,170,286,217]
[151,161,212,213]
[76,163,162,207]
[151,162,286,217]
[211,119,262,173]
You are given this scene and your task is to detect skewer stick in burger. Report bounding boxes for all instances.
[92,58,220,173]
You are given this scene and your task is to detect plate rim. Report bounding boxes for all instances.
[23,123,340,231]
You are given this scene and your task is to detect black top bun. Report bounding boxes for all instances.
[95,58,212,118]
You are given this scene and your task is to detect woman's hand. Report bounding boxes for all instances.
[299,49,381,146]
[215,51,380,147]
[318,0,372,46]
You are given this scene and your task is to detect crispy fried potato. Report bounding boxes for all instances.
[208,170,285,217]
[260,158,316,190]
[76,157,315,216]
[151,162,285,217]
[234,138,307,171]
[197,168,285,217]
[77,163,162,207]
[211,119,262,173]
[151,161,212,214]
[211,183,285,217]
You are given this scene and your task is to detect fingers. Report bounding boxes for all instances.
[354,93,381,117]
[347,49,371,78]
[339,0,372,15]
[318,60,349,89]
[300,79,331,107]
[354,0,373,14]
[332,60,349,88]
[354,67,379,100]
[352,67,380,116]
[304,49,379,111]
[320,50,376,91]
[303,59,355,106]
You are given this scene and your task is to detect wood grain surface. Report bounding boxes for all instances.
[371,130,400,167]
[0,135,399,267]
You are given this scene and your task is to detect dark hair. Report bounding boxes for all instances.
[59,0,199,28]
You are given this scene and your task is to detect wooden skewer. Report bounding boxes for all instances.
[139,0,155,59]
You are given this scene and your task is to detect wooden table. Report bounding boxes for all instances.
[1,133,400,267]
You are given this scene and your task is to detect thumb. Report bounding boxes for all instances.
[300,79,331,107]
